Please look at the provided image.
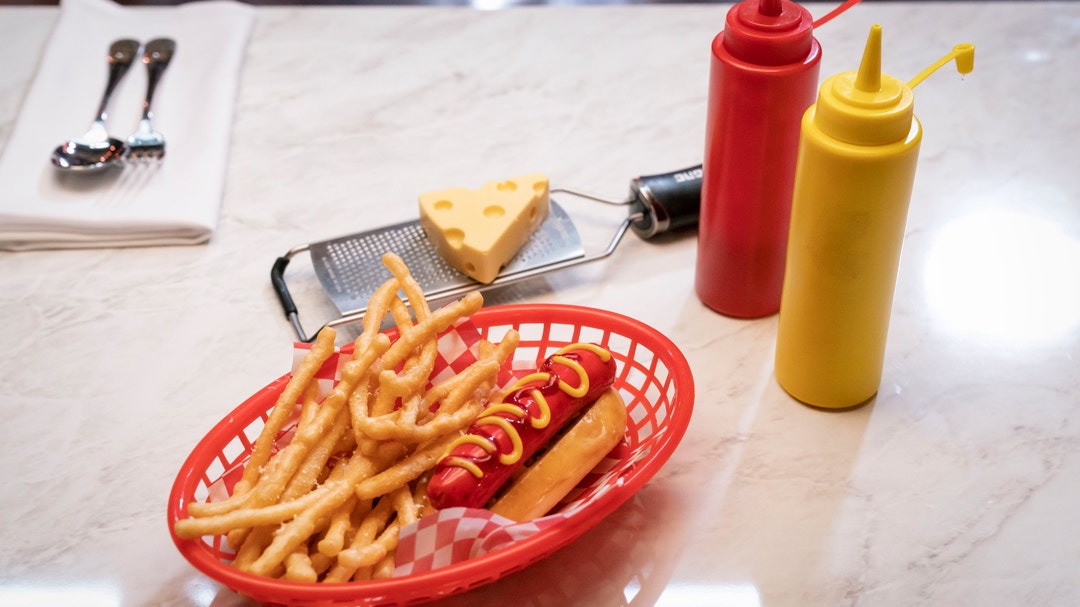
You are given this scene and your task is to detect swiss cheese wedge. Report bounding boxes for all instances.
[418,173,550,283]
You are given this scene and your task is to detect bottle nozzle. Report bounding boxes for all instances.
[855,24,882,93]
[907,42,976,89]
[758,0,782,18]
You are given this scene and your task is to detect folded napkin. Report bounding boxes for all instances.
[0,0,254,251]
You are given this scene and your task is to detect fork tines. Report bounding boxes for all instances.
[126,142,165,161]
[125,117,166,162]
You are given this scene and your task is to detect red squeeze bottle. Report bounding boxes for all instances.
[695,0,823,318]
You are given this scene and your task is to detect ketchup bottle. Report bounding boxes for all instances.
[774,25,975,408]
[695,0,818,319]
[695,0,861,319]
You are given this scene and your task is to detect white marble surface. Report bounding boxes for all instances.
[2,2,1079,606]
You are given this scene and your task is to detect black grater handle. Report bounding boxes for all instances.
[628,164,702,239]
[271,252,314,342]
[271,256,296,315]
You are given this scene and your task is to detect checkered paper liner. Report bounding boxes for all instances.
[169,304,693,606]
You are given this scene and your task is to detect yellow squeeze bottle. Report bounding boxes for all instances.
[774,25,974,409]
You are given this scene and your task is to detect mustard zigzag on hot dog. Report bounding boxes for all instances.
[426,343,616,510]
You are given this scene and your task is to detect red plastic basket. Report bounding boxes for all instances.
[168,303,695,606]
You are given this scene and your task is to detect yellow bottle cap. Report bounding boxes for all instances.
[813,24,912,146]
[813,25,975,146]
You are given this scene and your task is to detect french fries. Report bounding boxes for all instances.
[174,252,519,581]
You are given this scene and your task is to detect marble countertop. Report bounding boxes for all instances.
[2,2,1078,606]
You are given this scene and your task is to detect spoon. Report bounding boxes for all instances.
[50,38,141,172]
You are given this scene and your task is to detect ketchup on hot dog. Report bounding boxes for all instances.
[427,343,616,510]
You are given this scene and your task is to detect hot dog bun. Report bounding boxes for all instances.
[490,387,627,522]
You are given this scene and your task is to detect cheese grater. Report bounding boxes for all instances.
[272,166,703,341]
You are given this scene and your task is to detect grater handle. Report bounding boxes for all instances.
[628,165,702,239]
[271,245,314,342]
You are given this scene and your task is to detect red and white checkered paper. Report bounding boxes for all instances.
[205,316,647,576]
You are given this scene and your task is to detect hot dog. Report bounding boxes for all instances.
[490,386,626,521]
[426,343,620,513]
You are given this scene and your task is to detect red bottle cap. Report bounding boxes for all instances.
[723,0,814,66]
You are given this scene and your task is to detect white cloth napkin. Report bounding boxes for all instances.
[0,0,254,251]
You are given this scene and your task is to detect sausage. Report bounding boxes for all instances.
[426,343,617,510]
[489,387,627,522]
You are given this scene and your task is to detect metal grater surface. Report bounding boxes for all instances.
[309,199,585,315]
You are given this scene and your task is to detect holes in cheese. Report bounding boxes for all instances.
[418,173,550,283]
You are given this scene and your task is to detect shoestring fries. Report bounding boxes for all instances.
[174,252,519,581]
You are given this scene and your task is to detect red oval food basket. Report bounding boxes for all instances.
[168,303,694,606]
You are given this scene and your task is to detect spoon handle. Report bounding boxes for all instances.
[140,38,176,119]
[94,39,141,123]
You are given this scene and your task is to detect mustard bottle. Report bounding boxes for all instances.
[774,24,974,409]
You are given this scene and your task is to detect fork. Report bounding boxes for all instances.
[126,38,176,161]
